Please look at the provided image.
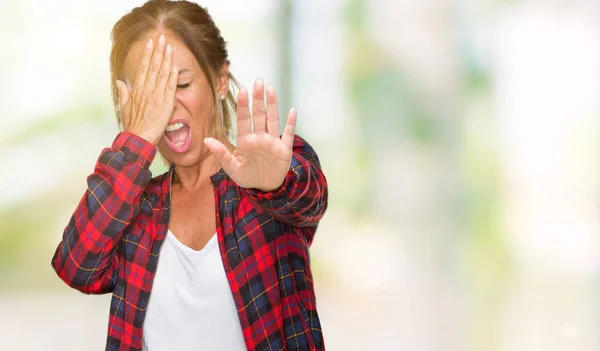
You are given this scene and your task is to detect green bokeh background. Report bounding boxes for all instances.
[1,0,598,350]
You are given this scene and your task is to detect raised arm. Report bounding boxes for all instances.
[244,134,328,228]
[52,35,178,293]
[204,78,328,228]
[51,132,156,294]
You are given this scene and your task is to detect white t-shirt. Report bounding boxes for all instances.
[142,230,246,351]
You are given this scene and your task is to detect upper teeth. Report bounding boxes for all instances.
[166,122,184,132]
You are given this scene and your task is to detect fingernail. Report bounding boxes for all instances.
[159,34,166,45]
[146,39,153,49]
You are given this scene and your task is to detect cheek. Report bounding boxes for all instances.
[179,89,215,119]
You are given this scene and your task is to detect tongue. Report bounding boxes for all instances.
[166,125,190,143]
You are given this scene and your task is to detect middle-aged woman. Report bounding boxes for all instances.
[51,1,328,350]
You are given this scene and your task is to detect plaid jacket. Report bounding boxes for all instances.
[51,132,328,351]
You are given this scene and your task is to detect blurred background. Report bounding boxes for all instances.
[0,0,598,350]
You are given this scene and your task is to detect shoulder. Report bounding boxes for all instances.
[150,169,170,184]
[141,170,170,204]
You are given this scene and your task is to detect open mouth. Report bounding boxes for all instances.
[164,121,192,153]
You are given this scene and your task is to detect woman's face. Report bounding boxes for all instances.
[122,31,220,168]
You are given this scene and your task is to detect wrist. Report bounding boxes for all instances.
[125,128,160,145]
[112,132,157,169]
[254,177,286,193]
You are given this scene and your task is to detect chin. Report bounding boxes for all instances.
[162,150,197,168]
[160,143,207,168]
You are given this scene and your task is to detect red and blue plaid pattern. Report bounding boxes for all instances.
[52,132,328,350]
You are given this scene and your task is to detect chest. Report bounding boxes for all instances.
[168,184,216,251]
[142,231,247,350]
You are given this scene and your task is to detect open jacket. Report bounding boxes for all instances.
[51,132,328,351]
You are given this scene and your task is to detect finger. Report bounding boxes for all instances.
[236,87,252,137]
[252,78,266,134]
[204,138,236,175]
[115,80,130,112]
[265,84,279,137]
[155,43,172,94]
[144,34,166,91]
[281,107,297,149]
[133,38,154,90]
[164,65,179,101]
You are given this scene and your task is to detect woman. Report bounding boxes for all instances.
[51,1,328,350]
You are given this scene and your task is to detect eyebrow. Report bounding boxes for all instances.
[178,69,193,75]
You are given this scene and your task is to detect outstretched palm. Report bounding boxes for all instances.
[204,79,296,192]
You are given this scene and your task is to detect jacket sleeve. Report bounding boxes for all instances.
[51,132,156,294]
[244,135,328,229]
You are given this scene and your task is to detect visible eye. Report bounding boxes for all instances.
[177,83,190,89]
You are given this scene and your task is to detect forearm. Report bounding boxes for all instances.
[51,132,155,293]
[245,135,328,228]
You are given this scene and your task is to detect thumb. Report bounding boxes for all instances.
[204,138,235,175]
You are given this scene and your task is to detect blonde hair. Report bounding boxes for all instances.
[109,0,239,139]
